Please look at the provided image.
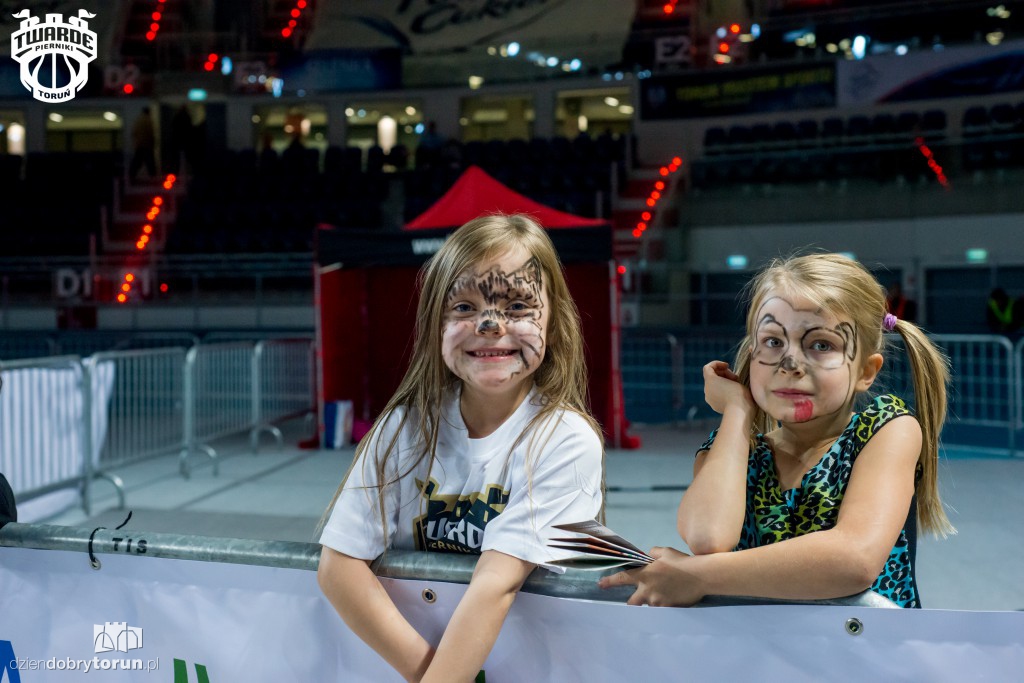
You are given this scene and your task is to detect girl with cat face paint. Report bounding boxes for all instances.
[318,215,604,682]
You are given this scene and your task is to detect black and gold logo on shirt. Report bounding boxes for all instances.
[413,478,510,554]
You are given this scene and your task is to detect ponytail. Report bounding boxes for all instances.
[893,320,956,537]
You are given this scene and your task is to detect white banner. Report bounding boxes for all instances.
[306,0,636,56]
[0,362,115,521]
[1,547,1023,681]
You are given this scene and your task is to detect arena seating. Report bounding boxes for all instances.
[164,131,625,253]
[404,132,626,223]
[0,152,117,256]
[690,107,952,189]
[0,132,623,258]
[168,145,388,254]
[961,100,1024,171]
[692,99,1024,191]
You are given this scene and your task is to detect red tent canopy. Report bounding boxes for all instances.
[404,165,608,230]
[316,163,637,447]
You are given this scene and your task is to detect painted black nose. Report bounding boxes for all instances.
[780,355,802,372]
[477,319,500,334]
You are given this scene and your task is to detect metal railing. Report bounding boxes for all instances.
[0,330,199,361]
[179,340,315,476]
[250,339,316,452]
[180,343,254,477]
[0,523,897,608]
[2,338,316,514]
[86,348,187,476]
[622,330,1024,456]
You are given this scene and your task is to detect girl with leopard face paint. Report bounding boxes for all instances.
[318,215,604,682]
[601,253,954,609]
[441,247,549,430]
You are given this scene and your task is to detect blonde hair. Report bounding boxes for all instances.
[732,253,954,537]
[318,213,605,543]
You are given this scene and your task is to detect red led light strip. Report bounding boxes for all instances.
[915,137,950,190]
[282,0,310,38]
[632,157,682,239]
[146,0,167,42]
[118,173,177,304]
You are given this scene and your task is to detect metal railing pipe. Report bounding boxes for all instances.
[0,523,897,608]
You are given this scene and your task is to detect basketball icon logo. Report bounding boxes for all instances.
[10,9,98,103]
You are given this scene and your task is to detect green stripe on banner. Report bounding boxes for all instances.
[174,658,211,683]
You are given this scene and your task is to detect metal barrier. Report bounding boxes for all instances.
[621,332,681,424]
[85,348,189,502]
[56,331,199,357]
[934,334,1016,453]
[0,357,93,512]
[622,332,737,424]
[673,334,741,421]
[180,343,255,477]
[623,330,1023,456]
[1,338,317,518]
[0,522,896,608]
[250,339,315,452]
[869,334,1018,454]
[1014,336,1024,456]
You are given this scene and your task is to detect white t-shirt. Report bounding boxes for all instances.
[319,387,603,568]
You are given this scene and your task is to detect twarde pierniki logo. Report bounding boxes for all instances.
[9,8,97,103]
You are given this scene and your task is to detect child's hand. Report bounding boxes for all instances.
[703,361,755,416]
[597,547,707,607]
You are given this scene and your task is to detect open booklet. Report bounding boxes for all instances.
[546,520,654,571]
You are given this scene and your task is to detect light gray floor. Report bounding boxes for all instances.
[37,419,1024,612]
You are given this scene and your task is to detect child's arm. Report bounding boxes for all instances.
[421,550,535,683]
[318,547,434,682]
[604,415,921,605]
[677,361,756,554]
[319,546,533,683]
[418,422,600,681]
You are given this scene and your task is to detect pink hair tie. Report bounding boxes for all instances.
[883,313,898,331]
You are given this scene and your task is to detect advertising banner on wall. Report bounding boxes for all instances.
[304,0,635,59]
[2,546,1023,682]
[640,62,837,119]
[277,49,403,94]
[836,39,1024,106]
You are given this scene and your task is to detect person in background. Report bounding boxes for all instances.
[169,104,193,174]
[986,287,1020,334]
[129,106,157,182]
[317,214,604,682]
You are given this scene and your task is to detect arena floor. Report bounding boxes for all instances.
[35,419,1024,613]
